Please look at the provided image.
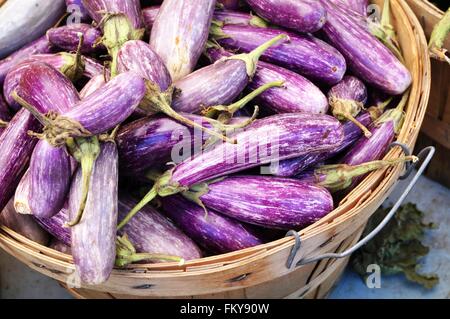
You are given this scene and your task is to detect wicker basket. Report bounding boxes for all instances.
[0,0,431,299]
[406,0,450,188]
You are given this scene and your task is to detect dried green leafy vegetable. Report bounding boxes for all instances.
[352,203,439,289]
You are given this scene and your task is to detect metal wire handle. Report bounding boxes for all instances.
[285,145,436,269]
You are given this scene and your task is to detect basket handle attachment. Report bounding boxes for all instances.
[285,144,435,269]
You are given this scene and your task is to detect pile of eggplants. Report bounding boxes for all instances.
[0,0,416,285]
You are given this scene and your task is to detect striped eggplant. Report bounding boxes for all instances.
[28,140,72,219]
[79,74,106,99]
[82,0,144,76]
[0,0,65,58]
[150,0,216,81]
[246,0,326,33]
[46,24,103,53]
[0,200,50,246]
[275,112,373,177]
[207,48,328,114]
[184,176,334,229]
[15,70,145,142]
[66,0,91,22]
[162,195,264,254]
[118,195,202,261]
[319,1,411,95]
[210,25,346,85]
[172,35,286,114]
[69,141,118,285]
[119,113,344,228]
[0,36,52,86]
[34,205,71,246]
[0,110,41,212]
[297,156,417,193]
[117,39,254,143]
[142,7,269,32]
[339,93,408,191]
[330,0,369,16]
[328,75,371,137]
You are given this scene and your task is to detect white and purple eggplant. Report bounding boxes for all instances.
[0,36,53,86]
[210,24,347,85]
[149,0,216,81]
[117,195,202,263]
[46,24,103,53]
[183,176,334,230]
[119,112,344,228]
[275,112,373,177]
[69,141,118,285]
[142,6,269,32]
[171,34,286,114]
[0,0,65,58]
[162,195,264,254]
[246,0,326,33]
[207,48,328,114]
[328,75,371,137]
[79,74,107,99]
[297,156,418,193]
[319,1,411,95]
[34,205,71,246]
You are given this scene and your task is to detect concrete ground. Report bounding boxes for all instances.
[1,174,449,299]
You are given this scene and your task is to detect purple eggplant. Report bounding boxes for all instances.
[117,195,202,262]
[142,6,268,32]
[211,24,346,85]
[297,155,417,193]
[319,1,411,95]
[119,113,344,227]
[28,140,72,219]
[162,195,264,254]
[339,93,408,190]
[150,0,216,81]
[207,48,328,114]
[117,114,249,176]
[328,75,371,137]
[275,112,373,177]
[82,0,143,29]
[34,205,71,246]
[186,175,334,230]
[66,0,91,22]
[246,0,326,33]
[117,39,252,143]
[69,141,118,285]
[172,35,287,114]
[0,36,52,86]
[46,24,103,53]
[330,0,368,16]
[0,110,41,212]
[0,200,50,246]
[4,56,86,112]
[16,70,145,141]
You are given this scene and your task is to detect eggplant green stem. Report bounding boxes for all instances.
[117,185,157,230]
[228,34,288,77]
[330,96,372,138]
[315,156,418,192]
[12,91,52,126]
[204,80,284,119]
[115,234,184,267]
[429,8,450,64]
[375,89,410,134]
[100,13,145,78]
[65,137,100,227]
[249,13,269,28]
[368,97,393,120]
[60,33,85,81]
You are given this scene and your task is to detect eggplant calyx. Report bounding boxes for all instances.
[227,34,288,78]
[205,80,284,120]
[249,13,269,28]
[375,90,409,134]
[182,183,210,218]
[330,97,372,138]
[100,13,145,77]
[143,82,237,144]
[115,234,184,267]
[367,97,393,121]
[209,24,231,40]
[65,136,101,227]
[60,33,86,81]
[316,156,418,192]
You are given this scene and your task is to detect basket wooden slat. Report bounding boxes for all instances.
[0,0,431,299]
